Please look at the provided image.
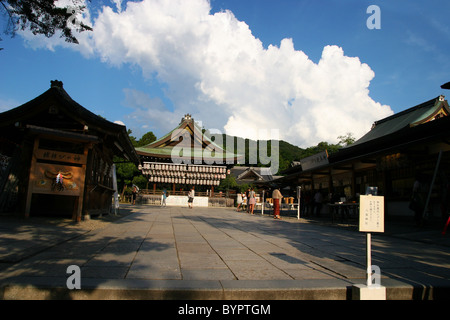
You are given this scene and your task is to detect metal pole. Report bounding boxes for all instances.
[366,232,372,287]
[261,190,265,215]
[297,186,301,220]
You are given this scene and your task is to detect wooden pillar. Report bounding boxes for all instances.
[351,164,356,198]
[73,144,89,222]
[380,167,388,216]
[328,168,333,194]
[25,137,39,218]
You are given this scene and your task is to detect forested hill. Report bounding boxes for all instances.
[128,130,353,175]
[214,134,346,175]
[118,130,354,189]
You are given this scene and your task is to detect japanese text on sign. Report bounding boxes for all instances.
[36,149,87,165]
[359,195,384,232]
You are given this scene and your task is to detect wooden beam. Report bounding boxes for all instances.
[74,144,89,222]
[25,137,39,218]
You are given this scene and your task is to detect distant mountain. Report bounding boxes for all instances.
[130,129,344,175]
[210,133,342,175]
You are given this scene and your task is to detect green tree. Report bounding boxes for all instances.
[127,129,156,147]
[127,129,138,146]
[337,132,356,147]
[132,175,148,190]
[217,175,238,191]
[0,0,92,50]
[114,156,139,189]
[136,131,156,147]
[115,130,157,192]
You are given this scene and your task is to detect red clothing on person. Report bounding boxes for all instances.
[273,198,280,217]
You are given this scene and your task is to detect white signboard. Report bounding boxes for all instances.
[166,195,209,207]
[359,195,384,232]
[301,151,329,171]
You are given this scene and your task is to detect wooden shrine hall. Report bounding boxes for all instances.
[136,114,242,193]
[274,94,450,220]
[0,80,139,221]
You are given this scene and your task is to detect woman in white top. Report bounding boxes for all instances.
[236,192,243,212]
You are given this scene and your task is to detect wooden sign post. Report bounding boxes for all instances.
[353,195,386,300]
[25,137,89,221]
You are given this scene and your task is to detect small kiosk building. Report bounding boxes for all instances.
[0,80,139,221]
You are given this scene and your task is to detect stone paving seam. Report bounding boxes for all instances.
[196,214,298,281]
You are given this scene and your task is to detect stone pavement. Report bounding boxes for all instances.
[1,204,450,300]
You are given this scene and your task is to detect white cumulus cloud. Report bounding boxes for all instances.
[20,0,394,147]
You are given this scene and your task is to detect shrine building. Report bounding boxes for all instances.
[0,80,138,221]
[275,94,450,220]
[135,114,243,206]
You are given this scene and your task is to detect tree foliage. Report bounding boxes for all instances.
[215,134,354,175]
[217,174,237,192]
[337,132,356,147]
[0,0,92,49]
[135,131,156,147]
[115,130,156,192]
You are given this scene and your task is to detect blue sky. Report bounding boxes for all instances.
[0,0,449,147]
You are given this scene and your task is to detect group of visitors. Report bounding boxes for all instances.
[236,187,283,219]
[236,187,257,214]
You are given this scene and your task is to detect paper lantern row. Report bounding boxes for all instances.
[148,176,220,186]
[141,170,226,180]
[142,162,226,174]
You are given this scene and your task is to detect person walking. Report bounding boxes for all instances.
[132,185,138,205]
[188,187,195,209]
[242,192,247,212]
[161,189,167,207]
[236,192,243,212]
[248,187,256,214]
[272,188,283,219]
[245,188,250,213]
[313,190,323,217]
